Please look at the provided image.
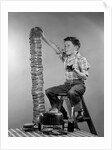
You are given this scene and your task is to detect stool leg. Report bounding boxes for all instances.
[71,106,79,129]
[81,96,97,135]
[58,96,64,111]
[74,117,79,129]
[38,123,41,131]
[62,122,64,129]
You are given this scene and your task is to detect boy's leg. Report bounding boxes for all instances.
[67,83,86,108]
[45,84,68,118]
[67,83,86,120]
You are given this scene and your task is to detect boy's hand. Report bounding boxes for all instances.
[66,65,74,71]
[74,68,80,73]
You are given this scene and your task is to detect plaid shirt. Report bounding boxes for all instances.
[58,50,90,81]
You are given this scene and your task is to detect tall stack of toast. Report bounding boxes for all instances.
[29,27,45,123]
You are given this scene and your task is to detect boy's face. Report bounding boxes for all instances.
[64,41,78,55]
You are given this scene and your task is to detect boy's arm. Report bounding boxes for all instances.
[74,69,87,80]
[73,58,90,80]
[41,32,61,54]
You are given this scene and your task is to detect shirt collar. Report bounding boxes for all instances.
[76,52,81,58]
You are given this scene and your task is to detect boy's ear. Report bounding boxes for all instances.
[75,45,79,50]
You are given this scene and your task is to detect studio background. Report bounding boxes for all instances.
[8,12,104,136]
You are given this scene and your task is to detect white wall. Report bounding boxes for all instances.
[8,12,104,136]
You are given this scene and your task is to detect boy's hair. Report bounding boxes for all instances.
[64,37,81,50]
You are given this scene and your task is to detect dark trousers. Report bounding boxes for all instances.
[45,79,86,117]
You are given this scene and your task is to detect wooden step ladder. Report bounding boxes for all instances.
[57,93,97,135]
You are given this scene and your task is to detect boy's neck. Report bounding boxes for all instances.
[68,51,78,58]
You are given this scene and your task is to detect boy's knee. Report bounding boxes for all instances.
[67,89,79,97]
[45,88,53,96]
[45,88,50,95]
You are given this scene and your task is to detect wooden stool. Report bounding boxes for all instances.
[56,93,97,135]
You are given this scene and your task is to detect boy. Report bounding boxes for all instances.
[42,33,90,120]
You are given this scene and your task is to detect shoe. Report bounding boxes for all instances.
[76,110,84,121]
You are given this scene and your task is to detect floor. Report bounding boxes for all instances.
[8,127,97,137]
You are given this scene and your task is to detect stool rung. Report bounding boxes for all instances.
[77,117,91,122]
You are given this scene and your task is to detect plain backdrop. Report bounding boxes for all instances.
[8,12,104,136]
